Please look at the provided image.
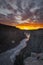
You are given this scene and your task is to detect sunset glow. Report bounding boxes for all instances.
[0,21,43,30]
[15,23,43,30]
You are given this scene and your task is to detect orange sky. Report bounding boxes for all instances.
[15,23,43,30]
[0,21,43,30]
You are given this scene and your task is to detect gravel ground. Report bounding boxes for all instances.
[24,52,43,65]
[24,56,43,65]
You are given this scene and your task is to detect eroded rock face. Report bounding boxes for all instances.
[0,24,25,53]
[0,24,43,53]
[0,24,43,65]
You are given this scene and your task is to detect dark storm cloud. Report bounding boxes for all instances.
[0,0,43,22]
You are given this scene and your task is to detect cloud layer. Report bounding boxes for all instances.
[0,0,43,23]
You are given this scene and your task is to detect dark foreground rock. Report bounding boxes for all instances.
[0,24,43,65]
